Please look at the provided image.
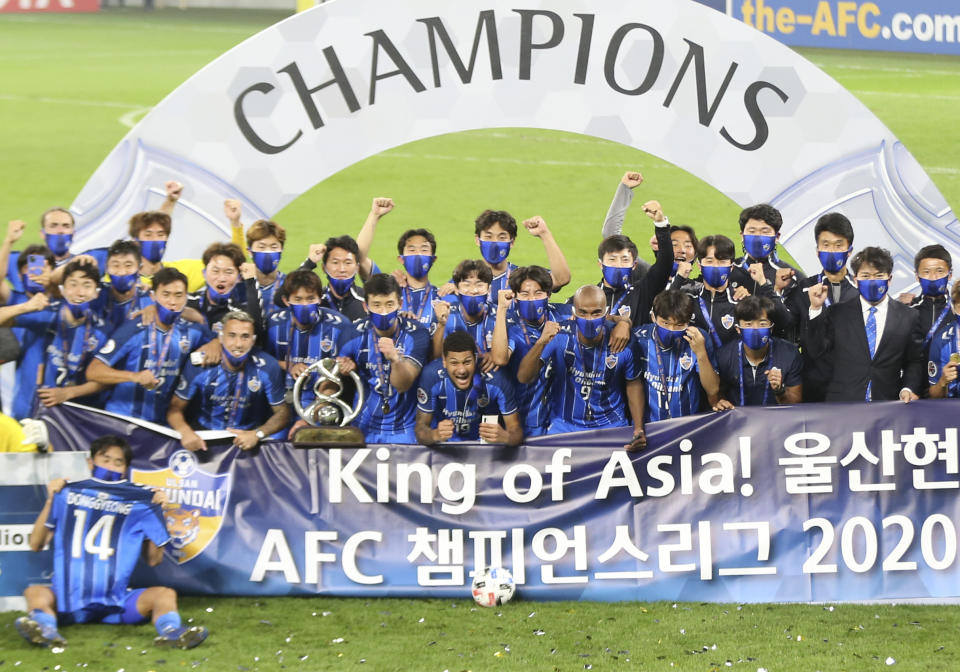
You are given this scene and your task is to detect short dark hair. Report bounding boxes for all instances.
[151,267,189,292]
[90,435,132,469]
[280,269,323,300]
[16,244,55,273]
[670,225,700,259]
[508,265,553,294]
[40,207,74,229]
[397,229,437,256]
[738,204,783,233]
[914,244,952,272]
[814,212,854,247]
[474,210,517,238]
[697,235,736,262]
[128,211,171,238]
[322,236,360,266]
[107,239,142,264]
[364,273,401,300]
[202,242,245,268]
[452,259,493,285]
[851,247,894,276]
[597,234,638,262]
[62,258,100,284]
[443,331,477,357]
[734,295,775,323]
[651,289,694,323]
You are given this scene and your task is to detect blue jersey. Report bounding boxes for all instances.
[444,306,498,354]
[175,350,286,430]
[7,291,46,419]
[633,324,717,422]
[540,325,639,430]
[928,318,960,398]
[716,337,803,407]
[39,307,111,390]
[349,317,429,440]
[489,262,519,303]
[401,284,456,333]
[416,359,518,441]
[254,271,286,325]
[95,317,213,423]
[91,285,153,332]
[47,479,169,614]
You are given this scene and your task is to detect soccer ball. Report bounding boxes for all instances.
[471,567,516,607]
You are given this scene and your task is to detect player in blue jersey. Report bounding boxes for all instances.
[927,282,960,399]
[491,266,573,437]
[92,240,154,331]
[518,285,644,445]
[432,259,499,363]
[346,274,430,443]
[245,219,288,328]
[0,219,32,304]
[15,435,208,650]
[713,296,803,409]
[632,290,721,439]
[86,268,214,424]
[167,310,290,451]
[3,259,109,411]
[415,331,523,446]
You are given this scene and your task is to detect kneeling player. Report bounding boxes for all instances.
[14,436,208,650]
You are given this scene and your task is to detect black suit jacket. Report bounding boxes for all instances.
[806,297,925,402]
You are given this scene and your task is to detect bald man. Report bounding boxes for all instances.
[518,285,644,448]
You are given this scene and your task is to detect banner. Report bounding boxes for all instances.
[68,0,957,295]
[0,0,98,12]
[3,402,960,603]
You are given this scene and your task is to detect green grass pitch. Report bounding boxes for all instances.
[1,7,960,670]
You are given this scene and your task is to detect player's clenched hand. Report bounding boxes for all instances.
[538,320,560,344]
[775,268,795,292]
[46,478,68,499]
[624,427,646,452]
[436,282,457,298]
[307,244,326,265]
[435,419,455,442]
[642,200,665,223]
[479,351,498,373]
[223,199,241,222]
[684,326,707,356]
[676,261,693,279]
[5,219,26,244]
[497,289,514,308]
[150,488,169,506]
[239,262,256,280]
[478,421,507,444]
[621,171,643,189]
[764,367,783,391]
[133,370,160,389]
[390,269,409,288]
[748,263,767,286]
[288,362,308,379]
[378,337,400,362]
[522,216,549,238]
[165,180,184,202]
[732,286,751,301]
[371,197,394,217]
[24,292,49,312]
[336,356,356,375]
[433,300,451,324]
[808,282,829,310]
[229,428,259,451]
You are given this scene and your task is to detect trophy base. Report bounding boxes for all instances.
[292,426,367,447]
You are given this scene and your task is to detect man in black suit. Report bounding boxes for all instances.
[806,247,924,403]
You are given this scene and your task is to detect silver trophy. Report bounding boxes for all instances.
[291,358,366,446]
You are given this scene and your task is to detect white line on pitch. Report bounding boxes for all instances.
[118,107,154,129]
[0,93,145,110]
[851,89,960,101]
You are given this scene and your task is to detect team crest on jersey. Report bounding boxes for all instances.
[417,387,428,405]
[100,339,116,355]
[679,354,694,370]
[721,314,735,330]
[248,377,262,392]
[605,354,618,369]
[131,449,231,565]
[929,361,938,379]
[320,338,334,352]
[618,305,631,318]
[179,335,191,351]
[478,394,490,407]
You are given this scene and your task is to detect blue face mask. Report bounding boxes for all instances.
[139,239,167,263]
[743,234,776,259]
[206,283,232,304]
[221,346,252,368]
[65,300,91,319]
[601,264,633,290]
[251,251,281,275]
[291,302,320,327]
[818,249,850,274]
[576,315,607,339]
[22,273,45,294]
[516,298,548,322]
[700,264,732,289]
[656,324,686,348]
[370,309,398,331]
[460,294,488,316]
[403,254,435,280]
[44,232,72,257]
[91,465,124,482]
[858,278,889,303]
[739,326,772,350]
[919,276,949,297]
[326,274,355,296]
[109,272,138,293]
[155,301,182,326]
[479,240,511,265]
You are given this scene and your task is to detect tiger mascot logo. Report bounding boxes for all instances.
[164,506,201,549]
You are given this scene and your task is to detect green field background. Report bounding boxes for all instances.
[1,8,958,295]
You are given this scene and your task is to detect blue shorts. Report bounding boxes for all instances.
[364,428,416,444]
[57,588,148,626]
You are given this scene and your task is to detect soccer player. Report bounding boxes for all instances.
[167,311,289,451]
[347,274,429,443]
[300,235,368,321]
[517,285,644,445]
[713,296,803,409]
[730,203,804,296]
[688,235,740,349]
[0,219,30,304]
[927,281,960,399]
[491,265,572,437]
[86,268,214,424]
[92,240,154,330]
[245,218,288,325]
[806,247,925,402]
[415,331,522,446]
[632,289,721,431]
[432,260,497,362]
[2,258,110,411]
[14,435,208,650]
[186,242,261,330]
[904,245,953,349]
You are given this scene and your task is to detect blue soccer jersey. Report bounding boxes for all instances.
[349,317,430,442]
[8,291,47,419]
[416,359,518,441]
[95,317,213,423]
[39,308,111,390]
[444,306,499,354]
[539,324,639,431]
[401,284,455,333]
[928,319,960,398]
[716,337,803,406]
[254,271,286,324]
[47,479,169,615]
[489,262,519,303]
[92,285,154,332]
[633,324,717,422]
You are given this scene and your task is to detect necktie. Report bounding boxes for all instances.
[865,306,877,401]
